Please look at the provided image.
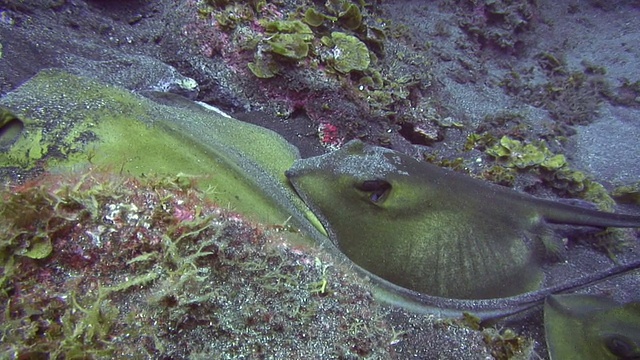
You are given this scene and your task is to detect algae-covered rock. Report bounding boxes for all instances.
[330,32,370,73]
[0,70,323,239]
[0,168,394,359]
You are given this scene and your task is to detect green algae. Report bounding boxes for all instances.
[261,20,314,60]
[337,3,362,30]
[303,8,336,27]
[245,19,317,76]
[482,136,617,211]
[487,136,566,170]
[464,132,497,152]
[202,0,409,120]
[261,19,312,35]
[329,32,370,73]
[268,33,312,60]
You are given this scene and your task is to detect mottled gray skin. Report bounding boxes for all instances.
[286,140,640,302]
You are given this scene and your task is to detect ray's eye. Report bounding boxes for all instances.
[356,180,391,203]
[604,334,640,359]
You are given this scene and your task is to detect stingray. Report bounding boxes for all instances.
[544,294,640,360]
[286,140,640,302]
[3,71,638,320]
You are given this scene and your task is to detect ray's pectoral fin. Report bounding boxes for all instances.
[544,294,640,360]
[408,214,546,299]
